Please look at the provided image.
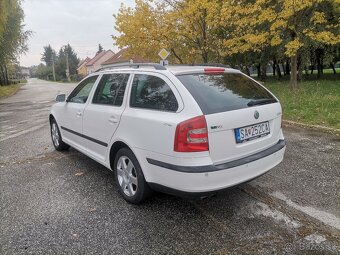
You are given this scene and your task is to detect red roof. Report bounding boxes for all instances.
[86,50,114,66]
[101,48,149,66]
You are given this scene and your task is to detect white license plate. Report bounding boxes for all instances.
[235,121,270,143]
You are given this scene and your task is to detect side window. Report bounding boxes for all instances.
[130,74,178,112]
[68,75,98,103]
[92,73,129,106]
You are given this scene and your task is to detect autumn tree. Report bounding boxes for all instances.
[113,0,222,63]
[219,0,340,88]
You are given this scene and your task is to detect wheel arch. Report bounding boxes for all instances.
[49,114,55,123]
[109,140,131,171]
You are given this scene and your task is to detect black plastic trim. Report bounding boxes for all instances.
[60,126,108,147]
[147,139,285,173]
[148,171,267,198]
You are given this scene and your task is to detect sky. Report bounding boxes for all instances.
[20,0,135,67]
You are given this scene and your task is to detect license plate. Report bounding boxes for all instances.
[235,121,270,143]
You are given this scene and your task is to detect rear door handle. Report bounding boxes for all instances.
[109,116,118,124]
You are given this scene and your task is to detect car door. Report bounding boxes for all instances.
[58,75,99,147]
[82,72,131,162]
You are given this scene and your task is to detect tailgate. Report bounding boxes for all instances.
[205,103,282,164]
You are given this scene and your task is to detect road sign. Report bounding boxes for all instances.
[160,60,169,66]
[158,49,170,60]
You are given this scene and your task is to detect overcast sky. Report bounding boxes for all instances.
[20,0,135,67]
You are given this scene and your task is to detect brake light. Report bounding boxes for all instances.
[174,115,209,152]
[204,68,225,74]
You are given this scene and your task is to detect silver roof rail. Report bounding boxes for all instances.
[96,62,167,72]
[173,63,230,68]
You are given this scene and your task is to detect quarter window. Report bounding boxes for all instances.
[67,75,98,103]
[130,74,178,112]
[92,73,130,106]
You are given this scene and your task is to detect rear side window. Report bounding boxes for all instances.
[130,74,178,112]
[177,73,277,115]
[92,73,129,106]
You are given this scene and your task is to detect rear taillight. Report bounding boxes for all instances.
[174,116,209,152]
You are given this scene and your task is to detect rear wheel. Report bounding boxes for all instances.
[114,148,152,204]
[50,119,70,151]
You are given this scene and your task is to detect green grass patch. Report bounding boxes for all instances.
[263,75,340,130]
[0,83,25,99]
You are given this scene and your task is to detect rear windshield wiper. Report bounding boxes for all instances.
[247,98,276,107]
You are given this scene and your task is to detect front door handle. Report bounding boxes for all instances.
[76,111,82,117]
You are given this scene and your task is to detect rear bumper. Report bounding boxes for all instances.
[145,140,286,195]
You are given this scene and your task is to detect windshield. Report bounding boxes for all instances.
[177,73,277,115]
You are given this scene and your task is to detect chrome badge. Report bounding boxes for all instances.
[254,110,259,119]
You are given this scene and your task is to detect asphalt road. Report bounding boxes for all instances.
[0,79,339,255]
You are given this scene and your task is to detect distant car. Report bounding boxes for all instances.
[50,63,286,204]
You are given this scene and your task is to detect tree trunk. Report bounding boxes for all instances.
[0,65,4,86]
[330,63,336,74]
[317,56,321,79]
[282,62,286,75]
[276,62,282,79]
[4,64,9,85]
[245,66,250,76]
[257,64,261,78]
[202,51,208,64]
[297,55,304,81]
[260,65,267,81]
[285,59,290,75]
[290,55,298,89]
[272,60,276,76]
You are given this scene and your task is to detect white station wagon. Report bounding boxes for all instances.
[50,63,286,204]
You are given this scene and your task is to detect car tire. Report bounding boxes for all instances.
[114,148,152,204]
[50,119,70,151]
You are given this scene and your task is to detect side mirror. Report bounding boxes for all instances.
[56,94,66,102]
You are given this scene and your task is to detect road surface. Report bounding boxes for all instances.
[0,78,339,254]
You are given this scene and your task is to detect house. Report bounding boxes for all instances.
[85,50,115,74]
[77,57,91,77]
[101,48,149,67]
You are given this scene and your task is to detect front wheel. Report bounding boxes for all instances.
[114,148,152,204]
[50,119,70,151]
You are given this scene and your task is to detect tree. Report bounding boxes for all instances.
[41,45,55,66]
[219,0,340,88]
[54,44,79,80]
[0,0,31,85]
[97,44,104,54]
[113,0,221,64]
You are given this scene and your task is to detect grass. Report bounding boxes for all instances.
[0,82,25,99]
[262,74,340,130]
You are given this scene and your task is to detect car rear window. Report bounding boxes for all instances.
[177,73,277,115]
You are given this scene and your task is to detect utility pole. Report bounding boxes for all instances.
[52,54,56,81]
[65,50,70,82]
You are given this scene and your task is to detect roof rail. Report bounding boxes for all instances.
[173,63,230,68]
[95,62,167,72]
